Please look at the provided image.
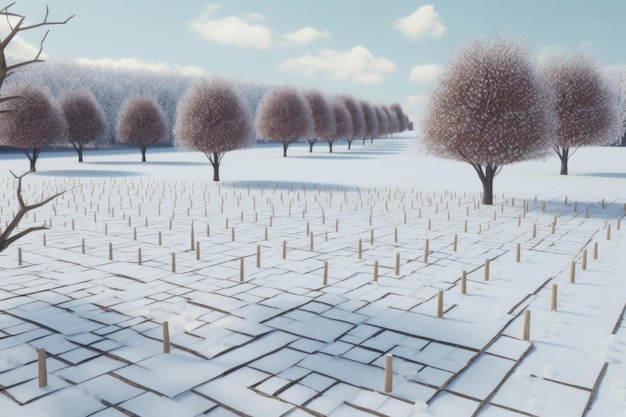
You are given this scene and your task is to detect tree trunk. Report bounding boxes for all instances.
[23,148,37,172]
[140,146,147,162]
[283,142,288,157]
[78,145,84,163]
[370,136,374,144]
[362,137,366,145]
[308,140,314,153]
[558,146,569,175]
[329,141,333,153]
[211,151,220,182]
[348,139,352,150]
[472,163,496,205]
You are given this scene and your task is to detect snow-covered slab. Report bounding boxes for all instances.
[446,353,516,400]
[55,355,127,384]
[119,390,204,417]
[265,310,353,343]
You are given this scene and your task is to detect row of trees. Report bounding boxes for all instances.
[421,36,624,204]
[0,79,408,175]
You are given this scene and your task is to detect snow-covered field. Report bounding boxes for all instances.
[0,135,625,417]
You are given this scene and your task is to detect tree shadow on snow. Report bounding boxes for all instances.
[33,169,143,178]
[223,180,359,192]
[86,161,207,167]
[573,172,626,179]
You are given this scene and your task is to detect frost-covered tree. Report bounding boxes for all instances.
[256,86,313,157]
[605,65,626,146]
[542,53,621,175]
[174,78,254,181]
[390,103,408,133]
[384,106,399,136]
[304,89,334,153]
[59,90,107,162]
[421,36,555,205]
[341,95,365,150]
[360,100,379,145]
[324,97,352,153]
[375,105,390,138]
[116,96,168,162]
[0,85,67,171]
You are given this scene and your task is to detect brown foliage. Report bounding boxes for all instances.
[59,90,107,157]
[256,86,313,156]
[116,96,168,147]
[421,36,554,167]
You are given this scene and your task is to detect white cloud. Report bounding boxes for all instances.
[394,5,445,41]
[409,64,440,82]
[190,4,271,49]
[284,27,329,45]
[76,57,204,76]
[278,46,396,84]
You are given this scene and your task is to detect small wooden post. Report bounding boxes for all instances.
[239,257,244,282]
[158,231,162,246]
[618,217,621,231]
[582,249,587,270]
[171,253,176,273]
[551,219,556,234]
[138,248,142,265]
[190,225,195,251]
[358,238,363,259]
[550,284,558,311]
[394,227,398,243]
[436,290,444,318]
[570,261,575,283]
[323,261,328,285]
[264,227,268,241]
[370,229,374,245]
[196,242,200,261]
[162,321,170,353]
[593,242,598,260]
[461,270,467,295]
[43,233,46,246]
[38,348,47,388]
[453,234,458,252]
[585,207,589,219]
[384,354,393,393]
[424,239,429,263]
[82,238,85,254]
[532,223,536,238]
[523,310,531,341]
[335,218,339,232]
[606,224,611,241]
[394,253,400,276]
[108,242,113,261]
[484,259,490,281]
[282,240,287,259]
[373,261,379,282]
[464,220,468,233]
[18,247,22,266]
[133,227,137,241]
[256,245,261,268]
[516,243,521,263]
[310,232,314,251]
[231,227,235,241]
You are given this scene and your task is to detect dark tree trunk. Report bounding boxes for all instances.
[23,148,38,172]
[140,145,147,162]
[211,151,220,182]
[362,137,366,145]
[283,142,288,157]
[308,140,314,153]
[78,145,84,163]
[370,136,374,144]
[328,141,333,153]
[348,139,352,150]
[470,163,497,205]
[558,146,569,175]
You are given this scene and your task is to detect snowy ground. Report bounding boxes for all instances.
[0,136,625,417]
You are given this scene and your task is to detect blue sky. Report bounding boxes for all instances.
[4,1,626,123]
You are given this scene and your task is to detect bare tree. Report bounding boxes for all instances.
[174,78,254,181]
[421,36,555,205]
[0,171,64,252]
[324,97,352,153]
[340,95,365,150]
[360,100,379,145]
[0,84,67,171]
[256,86,313,157]
[304,89,334,153]
[541,52,622,175]
[59,90,107,162]
[374,105,390,139]
[116,96,168,162]
[0,4,73,109]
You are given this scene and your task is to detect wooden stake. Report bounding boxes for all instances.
[606,224,611,241]
[570,261,575,283]
[532,223,537,238]
[582,248,587,270]
[516,243,521,263]
[394,227,398,243]
[370,229,374,245]
[523,310,531,341]
[158,231,162,246]
[424,239,429,263]
[550,284,557,311]
[384,354,393,393]
[38,348,47,388]
[593,242,598,260]
[310,232,314,251]
[82,238,85,254]
[171,253,176,273]
[256,245,261,268]
[18,247,22,266]
[358,238,362,259]
[239,257,244,282]
[453,234,457,252]
[163,321,170,353]
[394,253,400,276]
[282,240,286,259]
[108,242,113,261]
[264,227,268,241]
[373,261,379,282]
[436,290,443,318]
[461,270,467,295]
[196,242,200,261]
[323,261,328,285]
[43,233,46,246]
[138,247,142,265]
[484,259,490,281]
